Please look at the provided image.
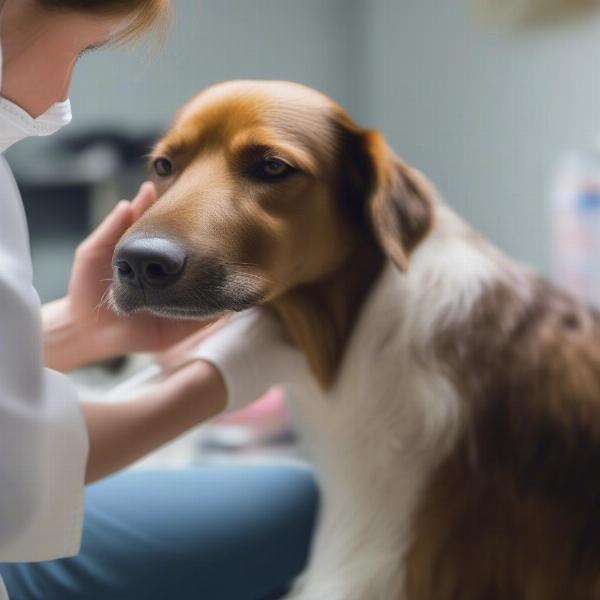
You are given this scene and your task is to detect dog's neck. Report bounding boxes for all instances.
[270,240,384,388]
[268,202,517,389]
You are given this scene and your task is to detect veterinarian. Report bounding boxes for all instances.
[0,1,317,599]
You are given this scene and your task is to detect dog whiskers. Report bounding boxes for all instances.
[95,286,114,319]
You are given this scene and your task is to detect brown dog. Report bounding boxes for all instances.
[112,81,600,600]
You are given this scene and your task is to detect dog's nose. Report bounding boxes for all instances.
[114,237,186,289]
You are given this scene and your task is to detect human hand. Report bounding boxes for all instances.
[43,183,211,371]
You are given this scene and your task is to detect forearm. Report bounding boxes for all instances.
[83,359,226,484]
[42,297,117,372]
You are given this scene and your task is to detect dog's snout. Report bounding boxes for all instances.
[114,237,187,290]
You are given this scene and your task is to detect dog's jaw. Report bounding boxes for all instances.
[111,258,266,320]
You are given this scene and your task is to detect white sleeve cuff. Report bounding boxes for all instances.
[192,308,309,412]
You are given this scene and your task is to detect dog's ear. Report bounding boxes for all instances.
[365,133,435,271]
[337,115,435,271]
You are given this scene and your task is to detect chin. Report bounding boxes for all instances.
[110,281,265,320]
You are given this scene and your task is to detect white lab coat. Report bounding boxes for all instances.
[0,157,88,598]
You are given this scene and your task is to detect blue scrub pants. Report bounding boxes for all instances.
[0,465,318,600]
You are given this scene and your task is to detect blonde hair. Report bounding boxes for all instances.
[36,0,170,42]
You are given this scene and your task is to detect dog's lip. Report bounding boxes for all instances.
[132,305,227,320]
[111,285,265,319]
[111,293,223,320]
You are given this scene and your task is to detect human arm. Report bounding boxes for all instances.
[83,360,226,484]
[80,304,310,486]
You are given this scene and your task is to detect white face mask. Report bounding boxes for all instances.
[0,41,72,153]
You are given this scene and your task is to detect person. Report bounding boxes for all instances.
[0,1,317,598]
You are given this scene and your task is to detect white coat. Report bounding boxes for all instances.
[0,157,88,599]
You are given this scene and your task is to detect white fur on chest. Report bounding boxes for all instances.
[285,205,509,600]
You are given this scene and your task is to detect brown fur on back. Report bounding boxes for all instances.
[406,276,600,599]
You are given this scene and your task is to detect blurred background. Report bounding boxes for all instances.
[7,0,600,464]
[10,0,600,298]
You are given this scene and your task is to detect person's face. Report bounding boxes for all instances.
[0,0,134,117]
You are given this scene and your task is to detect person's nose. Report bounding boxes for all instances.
[114,237,187,290]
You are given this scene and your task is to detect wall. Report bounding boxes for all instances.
[69,0,368,130]
[363,0,600,273]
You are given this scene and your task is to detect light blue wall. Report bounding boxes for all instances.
[363,0,600,273]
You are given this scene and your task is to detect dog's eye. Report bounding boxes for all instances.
[261,158,293,179]
[153,157,173,178]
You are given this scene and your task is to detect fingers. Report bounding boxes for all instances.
[77,182,157,257]
[130,181,157,222]
[78,200,133,255]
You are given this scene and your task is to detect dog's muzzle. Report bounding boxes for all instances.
[111,236,263,318]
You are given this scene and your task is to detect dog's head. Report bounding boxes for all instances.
[112,80,435,384]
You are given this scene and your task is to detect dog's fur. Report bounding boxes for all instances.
[113,81,600,599]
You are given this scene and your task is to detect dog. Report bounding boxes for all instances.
[111,80,600,599]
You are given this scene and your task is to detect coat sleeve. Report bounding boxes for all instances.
[0,157,88,562]
[193,308,311,412]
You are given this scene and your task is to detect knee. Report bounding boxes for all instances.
[277,467,320,517]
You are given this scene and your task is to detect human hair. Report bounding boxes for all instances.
[35,0,170,42]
